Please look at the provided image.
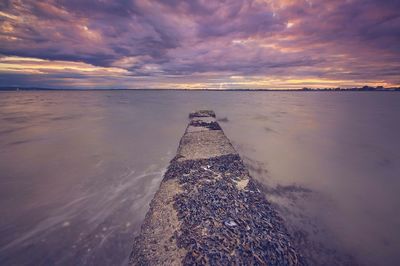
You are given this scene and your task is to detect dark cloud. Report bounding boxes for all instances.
[0,0,399,89]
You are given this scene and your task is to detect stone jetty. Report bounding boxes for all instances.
[130,110,304,265]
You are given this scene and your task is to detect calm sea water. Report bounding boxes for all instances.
[0,91,399,265]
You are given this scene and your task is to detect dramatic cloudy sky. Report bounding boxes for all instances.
[0,0,399,89]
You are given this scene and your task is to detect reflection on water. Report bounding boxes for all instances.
[0,91,188,265]
[218,92,400,266]
[0,91,400,265]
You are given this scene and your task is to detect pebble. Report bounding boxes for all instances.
[224,220,238,227]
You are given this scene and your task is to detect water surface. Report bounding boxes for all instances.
[0,91,399,265]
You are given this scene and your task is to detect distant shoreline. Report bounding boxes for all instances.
[1,86,399,92]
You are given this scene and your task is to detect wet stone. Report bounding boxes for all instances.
[189,110,216,119]
[189,120,221,130]
[130,111,305,266]
[168,154,305,265]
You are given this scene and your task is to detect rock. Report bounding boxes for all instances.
[130,111,306,265]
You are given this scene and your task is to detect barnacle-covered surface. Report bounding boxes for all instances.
[130,111,305,265]
[188,110,216,119]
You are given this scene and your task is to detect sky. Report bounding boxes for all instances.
[0,0,399,90]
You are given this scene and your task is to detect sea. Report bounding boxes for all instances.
[0,90,399,265]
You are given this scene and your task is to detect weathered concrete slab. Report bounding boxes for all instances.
[130,110,305,265]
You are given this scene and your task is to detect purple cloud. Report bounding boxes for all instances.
[0,0,399,89]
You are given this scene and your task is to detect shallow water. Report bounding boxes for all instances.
[0,91,399,265]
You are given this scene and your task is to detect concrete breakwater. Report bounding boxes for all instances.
[130,110,304,265]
